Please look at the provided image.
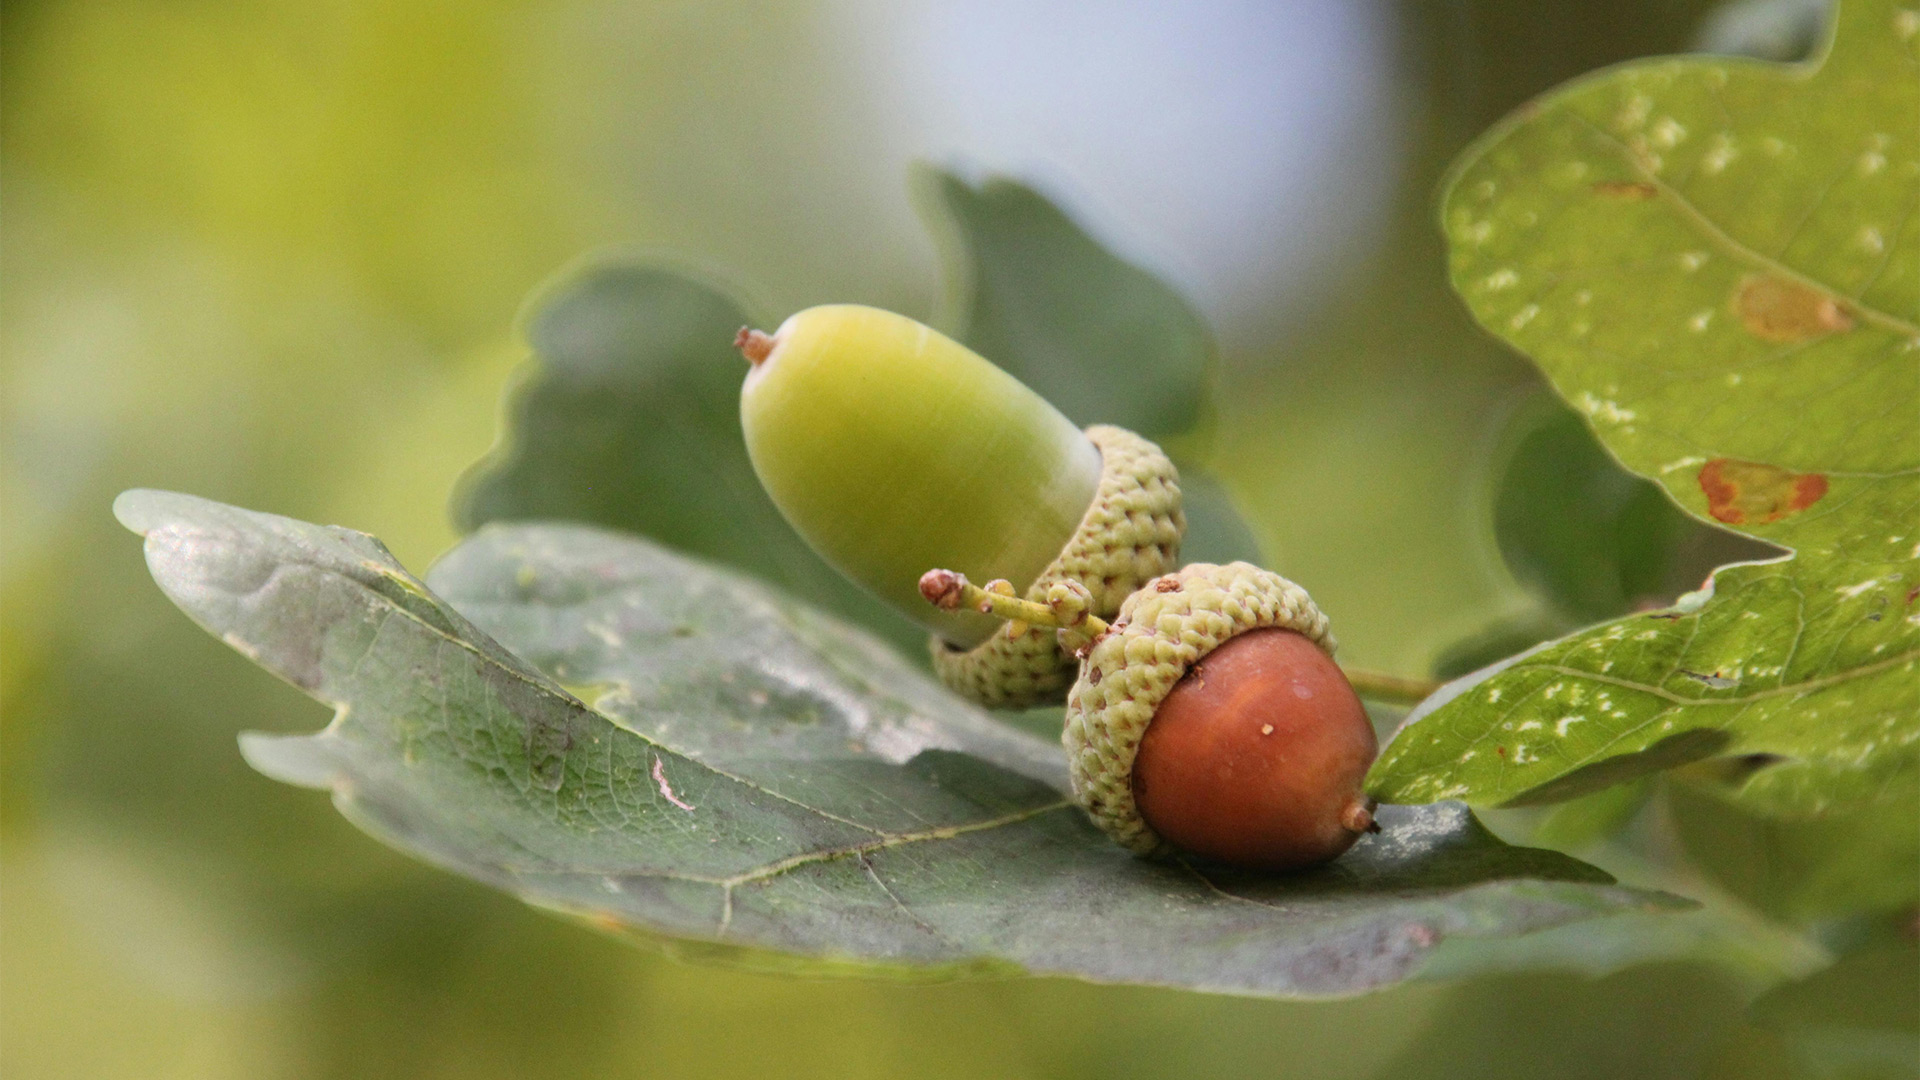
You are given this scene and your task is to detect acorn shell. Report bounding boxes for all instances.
[1062,561,1334,856]
[929,425,1184,708]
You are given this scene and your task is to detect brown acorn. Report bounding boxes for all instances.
[922,561,1380,870]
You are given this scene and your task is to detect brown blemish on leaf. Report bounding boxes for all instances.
[1733,275,1853,342]
[1698,458,1829,525]
[1593,180,1659,199]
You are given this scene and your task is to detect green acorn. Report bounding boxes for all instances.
[738,304,1183,707]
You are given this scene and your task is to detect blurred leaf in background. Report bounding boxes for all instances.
[1748,939,1920,1079]
[1434,394,1781,681]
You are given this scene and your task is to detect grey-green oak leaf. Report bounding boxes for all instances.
[119,489,1684,998]
[1372,0,1919,818]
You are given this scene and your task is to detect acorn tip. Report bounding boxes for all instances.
[735,327,776,365]
[1341,798,1380,835]
[919,569,965,610]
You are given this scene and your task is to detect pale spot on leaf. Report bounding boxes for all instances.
[1614,94,1652,131]
[1651,117,1687,147]
[1836,579,1881,600]
[1701,136,1737,175]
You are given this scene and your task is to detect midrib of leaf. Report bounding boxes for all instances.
[564,682,891,836]
[1438,638,1917,795]
[339,560,588,706]
[1573,111,1920,341]
[1518,650,1920,708]
[1178,862,1312,916]
[707,800,1076,936]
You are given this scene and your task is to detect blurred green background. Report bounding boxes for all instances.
[3,1,1899,1078]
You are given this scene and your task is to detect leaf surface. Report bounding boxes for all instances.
[119,490,1683,998]
[1372,1,1920,816]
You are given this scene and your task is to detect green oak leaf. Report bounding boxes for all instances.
[1372,0,1919,817]
[118,489,1684,998]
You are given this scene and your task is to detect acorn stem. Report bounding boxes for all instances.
[918,569,1110,637]
[1341,669,1441,706]
[920,565,1442,705]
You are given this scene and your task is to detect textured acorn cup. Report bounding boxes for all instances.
[1063,561,1379,869]
[930,425,1182,707]
[739,305,1182,708]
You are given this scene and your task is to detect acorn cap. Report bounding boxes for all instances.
[1062,561,1335,856]
[930,425,1183,708]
